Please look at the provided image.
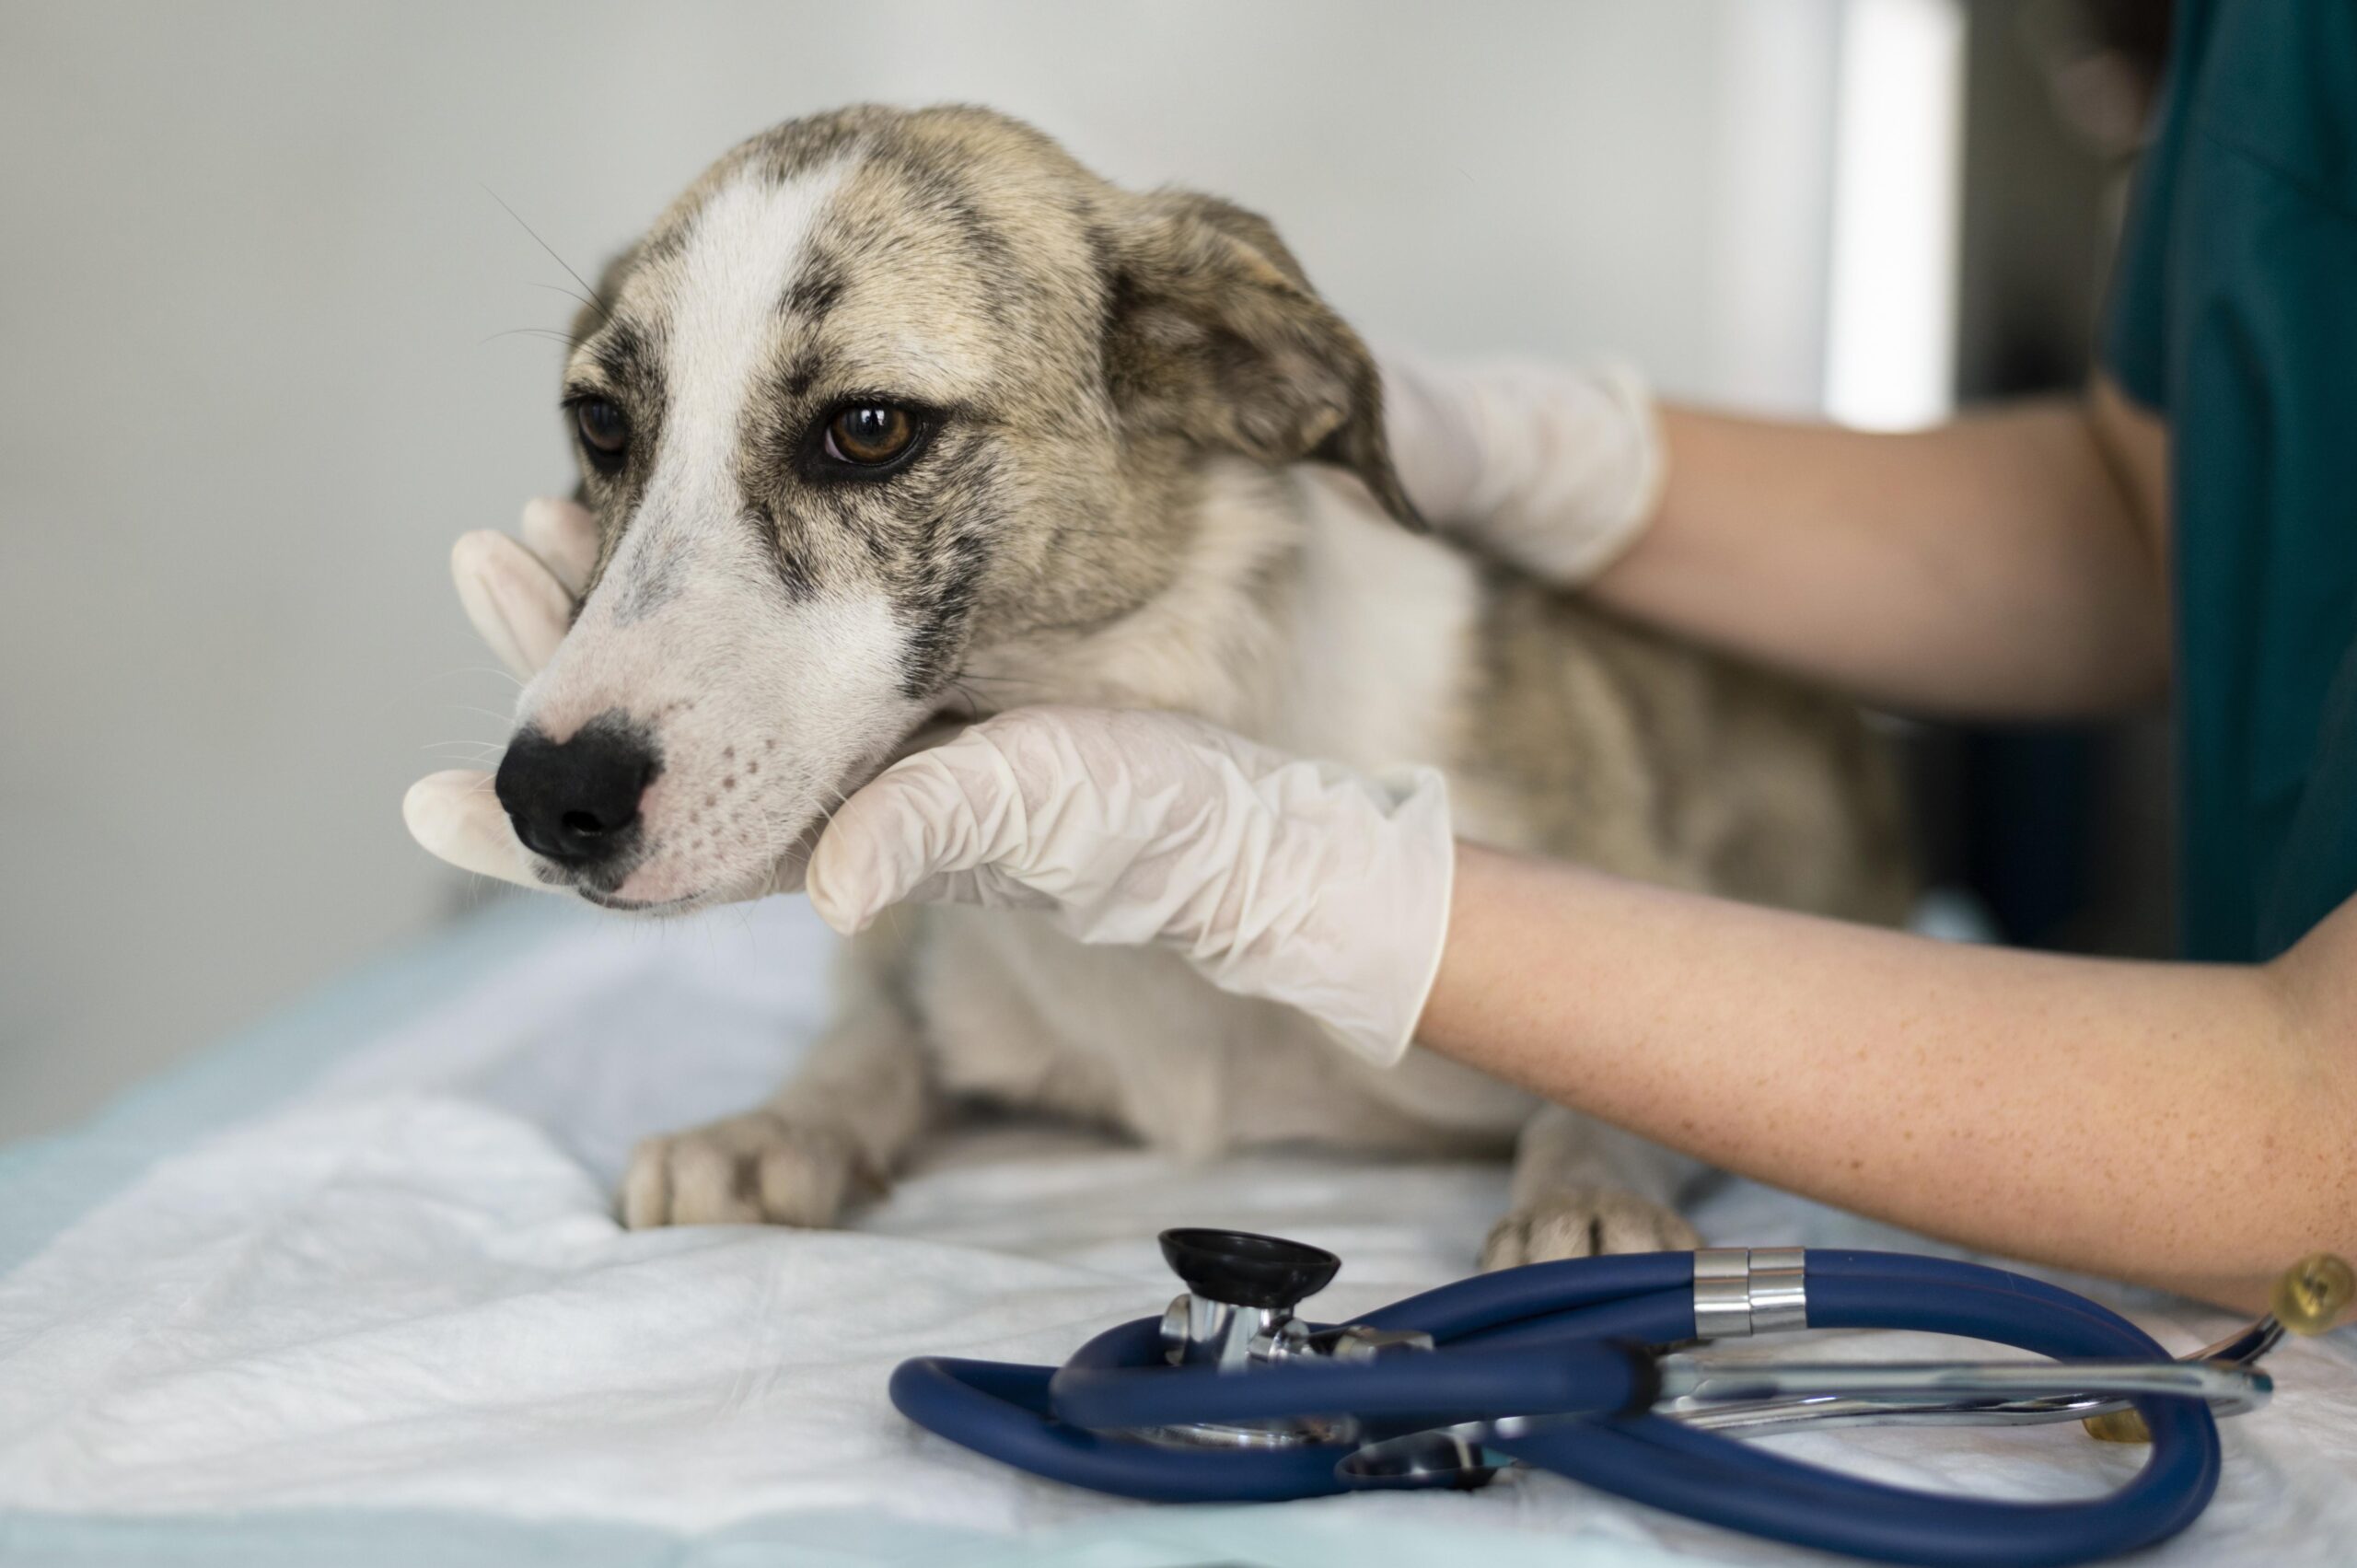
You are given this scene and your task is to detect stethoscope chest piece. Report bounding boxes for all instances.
[1144,1227,1446,1454]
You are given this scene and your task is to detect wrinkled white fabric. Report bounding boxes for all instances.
[1382,353,1666,584]
[4,896,2352,1565]
[806,706,1456,1067]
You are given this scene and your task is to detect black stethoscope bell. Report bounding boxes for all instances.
[1158,1227,1340,1313]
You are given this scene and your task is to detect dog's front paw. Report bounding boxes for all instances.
[1480,1186,1701,1269]
[621,1111,873,1229]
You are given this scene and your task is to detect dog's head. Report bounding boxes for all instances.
[495,105,1414,911]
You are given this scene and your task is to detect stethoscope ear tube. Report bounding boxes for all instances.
[888,1354,1355,1502]
[1049,1323,1657,1430]
[1492,1269,2220,1568]
[1356,1249,1696,1340]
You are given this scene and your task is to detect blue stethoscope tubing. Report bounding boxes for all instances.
[888,1249,2222,1568]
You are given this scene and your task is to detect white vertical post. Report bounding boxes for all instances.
[1712,0,1844,416]
[1823,0,1968,430]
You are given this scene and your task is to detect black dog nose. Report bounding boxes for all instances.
[495,714,661,868]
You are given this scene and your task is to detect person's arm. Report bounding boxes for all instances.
[1389,359,2172,719]
[1595,376,2172,717]
[1421,842,2357,1312]
[783,703,2351,1309]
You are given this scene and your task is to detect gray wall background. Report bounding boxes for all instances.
[0,0,1847,1141]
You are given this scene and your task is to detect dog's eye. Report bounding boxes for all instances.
[574,398,629,470]
[824,404,917,466]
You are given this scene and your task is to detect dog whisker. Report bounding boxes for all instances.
[430,666,528,690]
[523,279,610,319]
[944,670,1054,688]
[447,703,524,726]
[481,182,610,328]
[478,326,580,349]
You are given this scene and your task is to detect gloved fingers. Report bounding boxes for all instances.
[899,866,1051,912]
[402,768,552,890]
[1375,353,1665,586]
[806,706,1279,934]
[1378,350,1487,526]
[452,528,575,681]
[805,726,1039,934]
[761,718,977,900]
[518,495,599,598]
[766,808,953,904]
[803,704,1456,1071]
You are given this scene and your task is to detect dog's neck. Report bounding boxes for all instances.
[964,458,1480,772]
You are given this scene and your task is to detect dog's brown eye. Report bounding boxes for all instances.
[575,398,628,465]
[825,404,916,466]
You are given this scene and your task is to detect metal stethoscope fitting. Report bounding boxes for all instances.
[890,1228,2351,1568]
[1142,1228,1435,1451]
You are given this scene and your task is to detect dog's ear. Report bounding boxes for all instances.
[1098,191,1422,529]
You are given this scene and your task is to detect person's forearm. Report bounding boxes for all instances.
[1591,380,2171,718]
[1418,843,2357,1311]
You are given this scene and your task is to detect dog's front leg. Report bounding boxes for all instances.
[1481,1105,1704,1268]
[622,924,935,1229]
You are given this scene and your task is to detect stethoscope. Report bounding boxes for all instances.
[892,1228,2352,1567]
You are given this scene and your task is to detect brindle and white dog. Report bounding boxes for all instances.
[498,105,1909,1266]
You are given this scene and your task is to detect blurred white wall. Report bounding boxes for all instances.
[0,0,1843,1140]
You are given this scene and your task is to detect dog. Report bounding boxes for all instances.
[493,104,1910,1267]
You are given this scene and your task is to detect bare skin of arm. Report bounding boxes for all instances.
[1414,376,2357,1311]
[1420,844,2357,1312]
[1595,375,2171,718]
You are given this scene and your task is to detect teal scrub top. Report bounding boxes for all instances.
[2102,0,2357,961]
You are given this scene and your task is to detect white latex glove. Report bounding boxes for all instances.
[806,706,1456,1067]
[1382,353,1666,585]
[402,498,603,890]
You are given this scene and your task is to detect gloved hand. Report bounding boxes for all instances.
[408,511,1456,1067]
[1381,353,1666,585]
[401,497,600,890]
[805,705,1456,1067]
[400,497,806,899]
